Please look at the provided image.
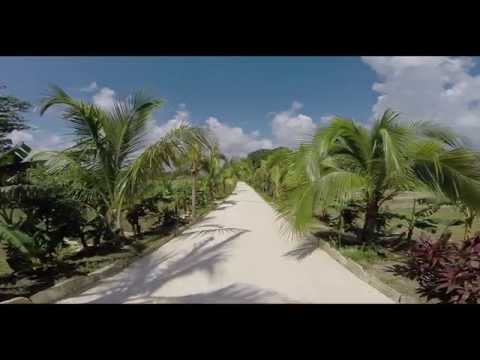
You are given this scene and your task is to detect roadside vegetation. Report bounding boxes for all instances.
[0,85,238,301]
[3,81,480,304]
[240,110,480,304]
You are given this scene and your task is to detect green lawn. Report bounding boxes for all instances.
[338,245,425,303]
[337,192,478,303]
[383,191,480,243]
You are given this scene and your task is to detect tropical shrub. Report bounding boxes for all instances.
[0,184,88,269]
[33,86,209,244]
[0,223,39,272]
[0,85,31,151]
[391,234,480,303]
[278,110,480,243]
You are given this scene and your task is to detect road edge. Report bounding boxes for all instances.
[1,193,234,305]
[308,236,420,304]
[248,182,420,304]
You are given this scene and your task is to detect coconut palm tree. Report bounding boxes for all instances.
[202,143,227,200]
[182,142,207,219]
[253,160,270,193]
[216,159,237,195]
[33,86,207,243]
[233,158,255,183]
[279,109,480,243]
[263,148,291,199]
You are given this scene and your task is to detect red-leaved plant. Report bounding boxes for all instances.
[390,234,480,304]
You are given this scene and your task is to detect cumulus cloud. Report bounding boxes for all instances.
[270,101,318,148]
[7,129,71,151]
[320,114,334,124]
[92,87,116,110]
[143,104,273,158]
[362,56,480,143]
[80,81,98,92]
[205,117,273,157]
[144,107,191,146]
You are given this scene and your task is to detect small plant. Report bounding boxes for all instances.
[390,234,480,303]
[130,241,146,254]
[340,245,384,265]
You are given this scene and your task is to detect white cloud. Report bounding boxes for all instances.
[144,105,273,158]
[320,114,334,124]
[205,117,273,158]
[80,81,98,92]
[7,130,34,145]
[7,130,71,151]
[92,87,116,110]
[362,56,480,143]
[144,108,191,146]
[270,101,317,148]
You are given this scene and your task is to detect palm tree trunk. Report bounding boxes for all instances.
[80,233,88,248]
[360,197,380,243]
[191,170,197,219]
[406,199,416,242]
[114,196,126,237]
[105,211,121,245]
[464,208,475,241]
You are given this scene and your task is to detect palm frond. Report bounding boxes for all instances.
[122,125,207,197]
[412,120,466,148]
[104,92,165,167]
[0,223,38,259]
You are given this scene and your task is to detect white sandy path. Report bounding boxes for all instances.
[59,182,393,304]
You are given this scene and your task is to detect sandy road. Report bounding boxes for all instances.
[59,182,393,303]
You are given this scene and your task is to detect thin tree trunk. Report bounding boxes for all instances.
[93,235,100,247]
[192,170,197,219]
[80,233,88,248]
[115,197,125,238]
[360,197,380,244]
[464,208,475,241]
[406,199,416,242]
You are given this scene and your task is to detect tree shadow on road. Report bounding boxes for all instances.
[283,238,321,261]
[140,283,295,303]
[68,226,256,303]
[213,200,238,211]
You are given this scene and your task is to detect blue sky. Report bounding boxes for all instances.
[3,56,480,156]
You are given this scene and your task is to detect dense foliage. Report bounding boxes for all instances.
[275,110,480,243]
[0,86,237,279]
[391,234,480,303]
[0,85,31,151]
[237,110,480,303]
[2,82,480,304]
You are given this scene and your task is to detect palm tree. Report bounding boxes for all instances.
[233,158,255,183]
[254,160,270,193]
[34,86,207,243]
[263,148,291,199]
[184,142,205,219]
[202,143,226,200]
[279,109,480,243]
[458,203,477,240]
[217,159,237,195]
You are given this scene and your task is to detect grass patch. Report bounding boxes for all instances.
[339,244,424,302]
[0,191,233,302]
[384,191,480,244]
[0,229,177,302]
[339,246,385,265]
